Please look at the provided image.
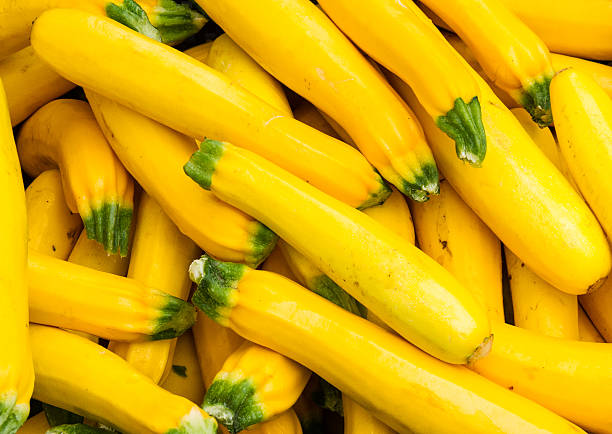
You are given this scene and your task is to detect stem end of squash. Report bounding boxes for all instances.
[520,76,553,128]
[203,378,264,433]
[184,139,227,191]
[0,393,28,434]
[151,293,197,340]
[105,0,162,42]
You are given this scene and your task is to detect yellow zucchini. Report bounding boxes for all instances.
[0,46,74,126]
[293,102,341,141]
[186,140,490,364]
[108,193,200,383]
[0,79,33,434]
[26,169,82,259]
[343,397,395,434]
[161,331,205,405]
[388,71,611,295]
[411,179,504,322]
[203,341,310,432]
[28,251,195,341]
[196,0,438,201]
[506,248,579,339]
[470,322,612,432]
[68,230,130,276]
[17,99,134,256]
[86,91,275,267]
[189,255,583,434]
[32,9,389,210]
[421,0,554,126]
[30,324,217,434]
[551,53,612,99]
[580,278,612,342]
[499,0,612,60]
[551,68,612,239]
[184,41,213,63]
[319,0,486,166]
[15,412,50,434]
[578,306,605,343]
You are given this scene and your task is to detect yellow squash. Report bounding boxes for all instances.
[343,396,395,434]
[186,140,490,364]
[293,102,341,141]
[470,322,612,433]
[68,230,130,276]
[551,68,612,239]
[506,248,579,339]
[15,412,49,434]
[318,0,486,166]
[32,9,389,210]
[26,169,82,259]
[388,72,611,295]
[0,79,33,434]
[189,255,583,434]
[30,324,217,434]
[108,193,200,383]
[184,41,213,63]
[260,246,297,281]
[28,251,195,342]
[196,0,438,202]
[411,179,503,322]
[0,46,74,126]
[17,99,134,256]
[580,278,612,342]
[203,341,310,433]
[161,331,205,405]
[421,0,555,126]
[499,0,612,60]
[551,53,612,99]
[578,306,605,343]
[86,91,276,267]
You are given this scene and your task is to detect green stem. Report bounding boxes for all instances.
[356,174,392,211]
[43,403,83,427]
[148,0,208,44]
[82,201,133,257]
[0,392,28,434]
[203,378,264,434]
[247,223,279,268]
[46,424,112,434]
[396,162,440,202]
[151,292,197,340]
[519,75,553,127]
[106,0,162,42]
[166,407,218,434]
[183,139,226,191]
[436,97,487,167]
[309,275,365,318]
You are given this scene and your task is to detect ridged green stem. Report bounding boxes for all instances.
[436,97,487,167]
[82,202,133,257]
[308,275,365,318]
[203,378,264,434]
[247,223,278,268]
[46,424,112,434]
[395,162,440,202]
[151,293,197,340]
[519,75,553,127]
[166,407,218,434]
[0,392,28,434]
[148,0,207,44]
[106,0,162,41]
[356,174,392,210]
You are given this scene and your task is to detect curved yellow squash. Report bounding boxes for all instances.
[0,46,74,126]
[551,68,612,239]
[195,0,438,201]
[185,140,490,364]
[388,71,611,295]
[189,256,583,434]
[26,169,82,259]
[578,306,605,343]
[411,179,503,322]
[499,0,612,60]
[343,396,395,434]
[31,9,388,209]
[203,341,310,433]
[30,324,217,434]
[109,193,200,383]
[161,331,205,405]
[17,99,134,256]
[422,0,554,126]
[0,79,33,434]
[318,0,486,166]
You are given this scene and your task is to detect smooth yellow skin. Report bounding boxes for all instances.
[161,331,205,405]
[222,269,583,434]
[470,322,612,433]
[261,246,297,281]
[343,396,396,434]
[249,410,302,434]
[293,102,341,141]
[500,0,612,60]
[318,110,356,147]
[389,72,611,295]
[30,324,217,434]
[26,169,82,259]
[0,46,74,126]
[551,53,612,99]
[32,10,385,209]
[0,79,33,429]
[206,142,489,364]
[552,68,612,239]
[184,41,213,63]
[318,0,480,120]
[422,0,553,100]
[17,99,134,225]
[16,412,49,434]
[578,306,605,343]
[206,34,291,116]
[109,194,200,383]
[86,91,265,265]
[28,251,177,341]
[196,0,437,197]
[506,248,579,339]
[68,230,130,275]
[580,277,612,342]
[411,179,503,322]
[213,342,311,420]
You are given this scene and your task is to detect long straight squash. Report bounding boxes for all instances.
[195,0,438,201]
[32,9,389,210]
[189,255,583,434]
[0,79,33,434]
[318,0,486,166]
[421,0,555,126]
[17,99,134,256]
[30,324,217,434]
[108,193,200,383]
[388,72,611,295]
[185,139,489,364]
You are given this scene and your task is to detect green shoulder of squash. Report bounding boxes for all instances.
[165,407,218,434]
[357,173,392,211]
[106,0,207,44]
[151,292,197,341]
[82,202,132,257]
[0,392,28,434]
[519,75,553,127]
[247,223,279,269]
